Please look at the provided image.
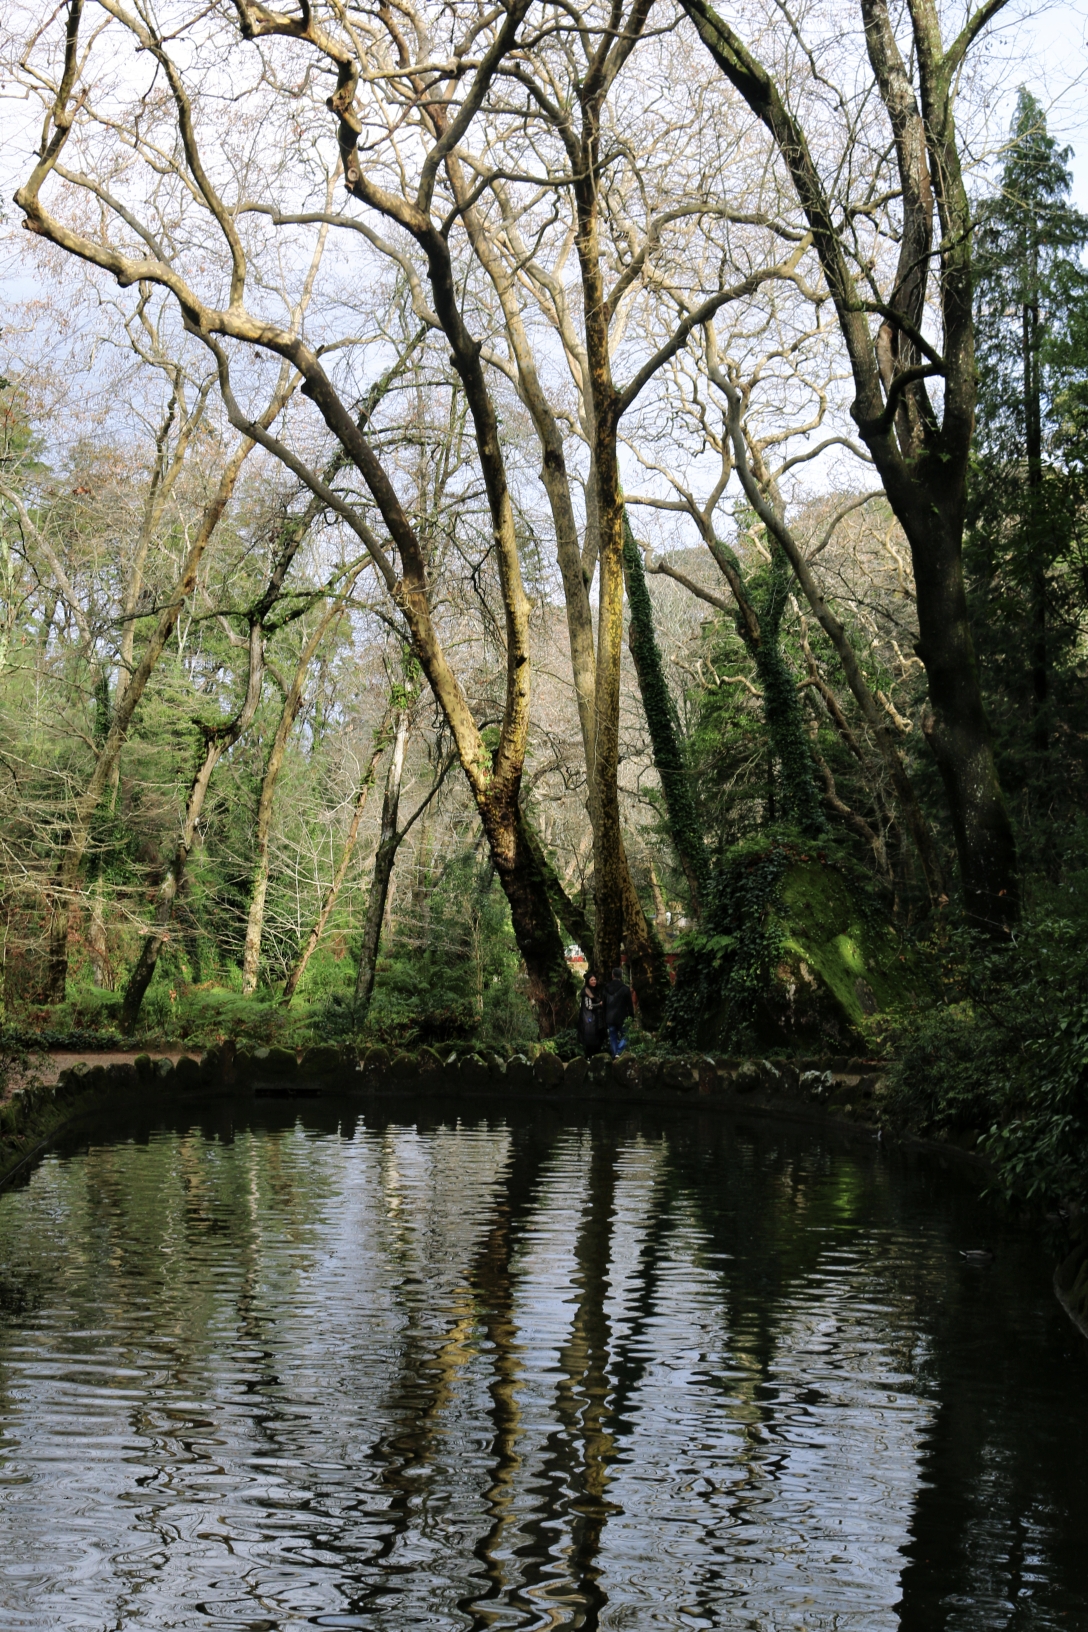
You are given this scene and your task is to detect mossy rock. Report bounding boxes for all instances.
[254,1045,296,1079]
[174,1056,201,1090]
[505,1054,533,1090]
[299,1044,341,1078]
[533,1052,566,1090]
[698,855,927,1052]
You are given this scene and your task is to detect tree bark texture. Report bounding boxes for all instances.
[516,813,595,962]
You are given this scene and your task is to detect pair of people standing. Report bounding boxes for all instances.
[577,967,634,1059]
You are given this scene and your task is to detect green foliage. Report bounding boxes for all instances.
[357,854,537,1050]
[623,514,711,901]
[968,88,1088,857]
[664,836,792,1049]
[886,870,1088,1212]
[745,543,826,837]
[666,834,925,1053]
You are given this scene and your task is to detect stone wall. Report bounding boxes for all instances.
[1,1042,897,1190]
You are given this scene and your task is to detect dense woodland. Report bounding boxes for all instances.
[2,0,1088,1213]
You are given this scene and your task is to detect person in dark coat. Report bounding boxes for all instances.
[603,966,634,1057]
[576,971,606,1058]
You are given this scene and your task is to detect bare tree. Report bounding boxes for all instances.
[677,0,1020,931]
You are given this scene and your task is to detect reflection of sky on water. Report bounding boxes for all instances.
[0,1106,1084,1630]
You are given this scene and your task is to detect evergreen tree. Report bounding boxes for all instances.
[969,89,1088,848]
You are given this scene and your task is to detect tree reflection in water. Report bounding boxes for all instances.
[0,1099,1085,1630]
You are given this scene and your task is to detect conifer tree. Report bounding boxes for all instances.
[971,90,1088,770]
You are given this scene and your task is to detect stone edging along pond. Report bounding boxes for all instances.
[2,1039,1086,1341]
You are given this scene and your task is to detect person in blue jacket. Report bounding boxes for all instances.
[603,966,634,1057]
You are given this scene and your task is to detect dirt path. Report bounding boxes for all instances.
[4,1049,187,1100]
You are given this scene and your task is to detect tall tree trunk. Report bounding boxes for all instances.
[1023,278,1048,754]
[280,725,389,1005]
[617,835,670,1027]
[353,709,410,1023]
[623,515,712,913]
[516,813,594,959]
[486,801,579,1036]
[448,152,663,1020]
[241,593,354,994]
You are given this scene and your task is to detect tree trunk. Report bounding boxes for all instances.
[449,152,665,1022]
[617,836,670,1029]
[485,802,578,1036]
[1023,284,1048,754]
[353,709,409,1023]
[281,725,389,1004]
[240,697,305,996]
[516,813,594,959]
[914,534,1015,930]
[241,586,360,994]
[623,515,711,912]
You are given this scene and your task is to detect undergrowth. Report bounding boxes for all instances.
[884,869,1088,1215]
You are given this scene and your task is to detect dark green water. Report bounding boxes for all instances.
[0,1098,1084,1630]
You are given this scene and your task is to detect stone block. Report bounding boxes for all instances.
[300,1044,341,1077]
[733,1061,762,1094]
[505,1055,533,1091]
[173,1055,201,1090]
[106,1062,138,1089]
[611,1055,641,1093]
[662,1059,697,1093]
[56,1062,91,1097]
[564,1058,588,1094]
[533,1052,566,1090]
[154,1056,175,1082]
[134,1054,154,1083]
[254,1045,297,1079]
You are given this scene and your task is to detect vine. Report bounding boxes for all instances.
[712,532,827,837]
[663,838,793,1049]
[623,512,711,913]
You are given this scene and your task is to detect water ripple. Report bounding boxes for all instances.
[0,1106,1084,1630]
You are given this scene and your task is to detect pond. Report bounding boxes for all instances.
[0,1098,1084,1631]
